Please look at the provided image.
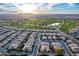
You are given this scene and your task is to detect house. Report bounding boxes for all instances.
[22,32,36,51]
[48,36,52,40]
[52,36,57,40]
[52,33,56,36]
[41,33,46,35]
[42,36,47,40]
[68,43,79,53]
[51,42,62,50]
[40,42,49,52]
[66,40,73,44]
[75,53,79,56]
[22,43,32,51]
[60,36,65,40]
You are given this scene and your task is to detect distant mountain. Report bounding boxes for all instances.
[0,14,79,21]
[0,13,33,21]
[31,14,79,19]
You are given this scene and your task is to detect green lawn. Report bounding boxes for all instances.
[0,18,77,32]
[60,20,77,32]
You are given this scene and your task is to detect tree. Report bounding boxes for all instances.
[55,48,63,56]
[49,44,54,51]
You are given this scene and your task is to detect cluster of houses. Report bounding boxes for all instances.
[69,27,79,39]
[39,41,63,55]
[22,32,37,52]
[0,31,20,48]
[39,31,64,55]
[62,33,79,56]
[0,27,79,56]
[41,31,64,42]
[8,31,29,50]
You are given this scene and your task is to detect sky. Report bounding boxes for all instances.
[0,3,79,14]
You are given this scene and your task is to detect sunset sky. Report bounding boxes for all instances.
[0,3,79,14]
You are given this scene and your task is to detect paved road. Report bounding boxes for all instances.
[56,28,74,56]
[59,40,74,56]
[59,40,69,56]
[31,32,41,56]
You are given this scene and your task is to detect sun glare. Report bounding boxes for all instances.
[18,4,36,13]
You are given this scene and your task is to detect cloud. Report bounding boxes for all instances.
[0,3,79,14]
